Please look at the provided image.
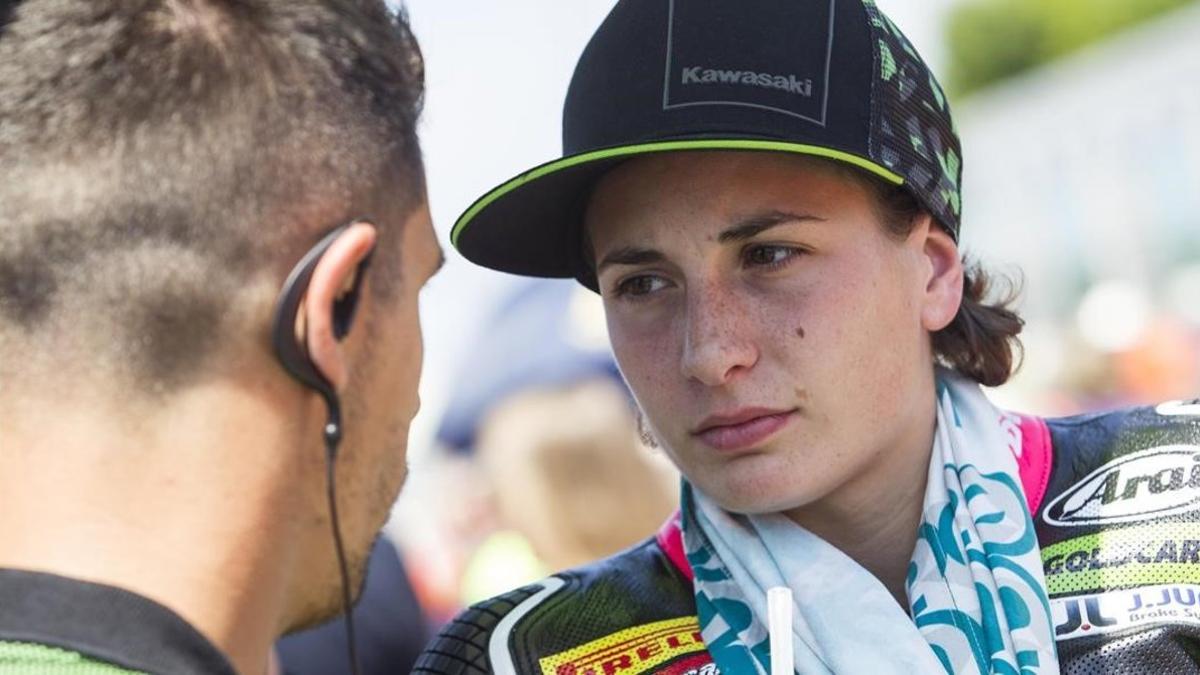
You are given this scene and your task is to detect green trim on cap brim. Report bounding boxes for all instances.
[451,139,904,247]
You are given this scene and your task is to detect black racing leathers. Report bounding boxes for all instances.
[415,404,1200,674]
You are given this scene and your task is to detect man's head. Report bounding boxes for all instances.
[584,150,1020,515]
[0,0,439,631]
[0,0,426,386]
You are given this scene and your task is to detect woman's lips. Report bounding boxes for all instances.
[693,409,797,452]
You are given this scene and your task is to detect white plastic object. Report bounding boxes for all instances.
[768,586,794,675]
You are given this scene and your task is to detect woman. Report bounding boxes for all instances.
[415,1,1200,673]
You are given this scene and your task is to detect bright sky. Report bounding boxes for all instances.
[400,0,961,459]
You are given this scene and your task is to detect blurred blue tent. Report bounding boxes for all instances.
[435,279,623,452]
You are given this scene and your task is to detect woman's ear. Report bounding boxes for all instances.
[917,215,964,333]
[299,222,378,392]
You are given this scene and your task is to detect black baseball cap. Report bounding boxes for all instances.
[453,0,963,290]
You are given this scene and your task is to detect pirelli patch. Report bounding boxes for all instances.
[538,616,713,675]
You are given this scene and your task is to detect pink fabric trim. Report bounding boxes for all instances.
[656,511,692,581]
[654,414,1056,579]
[1014,414,1054,516]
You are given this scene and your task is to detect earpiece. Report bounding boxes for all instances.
[269,221,371,675]
[270,222,373,450]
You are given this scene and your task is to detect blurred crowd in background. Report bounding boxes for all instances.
[953,0,1200,415]
[303,1,1200,671]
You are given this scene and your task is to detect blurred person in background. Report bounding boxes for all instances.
[0,1,439,674]
[417,0,1200,673]
[420,280,675,610]
[464,378,677,599]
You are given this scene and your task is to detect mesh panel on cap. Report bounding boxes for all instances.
[863,0,963,238]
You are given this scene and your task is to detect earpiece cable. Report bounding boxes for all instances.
[271,222,368,675]
[325,428,363,675]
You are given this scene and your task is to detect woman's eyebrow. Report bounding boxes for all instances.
[596,246,665,273]
[596,211,823,272]
[717,210,826,243]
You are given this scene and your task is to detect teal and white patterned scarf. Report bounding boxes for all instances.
[681,370,1059,674]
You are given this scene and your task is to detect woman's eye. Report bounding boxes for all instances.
[744,244,801,268]
[615,274,668,298]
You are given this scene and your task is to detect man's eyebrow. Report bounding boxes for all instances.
[596,247,665,274]
[717,211,826,243]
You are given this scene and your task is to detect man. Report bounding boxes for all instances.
[417,0,1200,673]
[0,1,440,673]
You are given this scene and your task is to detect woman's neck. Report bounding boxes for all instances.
[783,397,937,608]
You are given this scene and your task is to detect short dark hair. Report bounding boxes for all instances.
[0,0,425,389]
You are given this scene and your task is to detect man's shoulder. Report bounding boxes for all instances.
[0,568,236,675]
[414,536,708,675]
[0,641,143,674]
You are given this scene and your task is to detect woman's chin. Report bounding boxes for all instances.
[692,471,826,516]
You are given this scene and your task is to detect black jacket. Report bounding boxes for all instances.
[416,403,1200,674]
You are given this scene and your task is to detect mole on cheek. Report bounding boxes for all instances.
[795,326,806,339]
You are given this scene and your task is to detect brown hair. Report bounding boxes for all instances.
[852,168,1025,387]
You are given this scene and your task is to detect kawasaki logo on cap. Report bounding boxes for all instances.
[662,0,835,125]
[681,66,814,97]
[1043,446,1200,527]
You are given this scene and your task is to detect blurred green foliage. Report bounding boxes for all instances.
[946,0,1198,97]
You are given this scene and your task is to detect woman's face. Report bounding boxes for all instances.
[586,151,961,514]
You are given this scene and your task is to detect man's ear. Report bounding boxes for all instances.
[300,222,378,392]
[917,214,964,333]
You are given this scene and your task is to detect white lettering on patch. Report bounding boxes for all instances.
[1043,446,1200,527]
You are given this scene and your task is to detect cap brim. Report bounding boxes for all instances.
[452,139,904,288]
